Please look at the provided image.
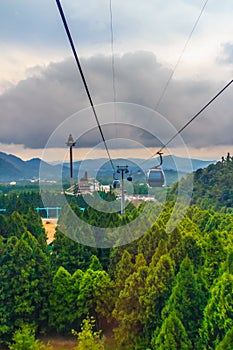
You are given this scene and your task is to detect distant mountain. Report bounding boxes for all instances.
[0,158,22,180]
[0,152,69,183]
[71,155,215,176]
[160,155,215,172]
[0,151,215,184]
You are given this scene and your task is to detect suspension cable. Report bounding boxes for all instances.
[109,0,117,107]
[154,79,233,156]
[155,0,209,110]
[55,0,115,172]
[109,0,118,144]
[135,79,233,171]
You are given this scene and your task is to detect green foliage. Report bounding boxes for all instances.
[152,311,192,350]
[49,267,75,333]
[201,272,233,349]
[174,155,233,209]
[72,316,105,350]
[0,232,51,343]
[113,253,148,348]
[0,213,8,237]
[77,268,114,327]
[1,182,233,350]
[24,207,46,240]
[141,253,175,339]
[9,325,46,350]
[6,211,27,238]
[51,229,97,274]
[201,230,227,287]
[162,257,207,347]
[216,327,233,350]
[114,249,134,292]
[138,222,167,263]
[89,255,103,271]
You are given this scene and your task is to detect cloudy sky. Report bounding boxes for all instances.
[0,0,233,162]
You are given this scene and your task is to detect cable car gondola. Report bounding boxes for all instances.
[147,168,165,187]
[113,180,121,189]
[147,152,165,188]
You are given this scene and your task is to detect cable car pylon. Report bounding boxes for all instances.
[66,134,76,187]
[116,165,129,215]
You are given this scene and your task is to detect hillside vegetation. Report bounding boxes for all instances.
[191,153,233,209]
[169,153,233,210]
[0,156,233,349]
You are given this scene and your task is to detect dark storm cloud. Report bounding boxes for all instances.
[0,51,232,149]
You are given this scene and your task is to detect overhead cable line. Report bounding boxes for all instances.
[154,79,233,156]
[109,0,117,107]
[109,0,119,145]
[55,0,115,172]
[134,79,233,172]
[155,0,209,110]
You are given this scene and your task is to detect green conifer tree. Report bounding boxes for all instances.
[114,250,134,293]
[0,233,51,343]
[89,255,103,271]
[216,327,233,350]
[163,257,208,347]
[113,253,148,348]
[201,230,226,287]
[141,253,175,338]
[201,272,233,349]
[152,311,192,350]
[49,266,73,333]
[6,211,27,238]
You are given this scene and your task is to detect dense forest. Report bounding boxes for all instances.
[0,156,233,349]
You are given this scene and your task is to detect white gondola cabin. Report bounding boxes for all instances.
[147,168,165,187]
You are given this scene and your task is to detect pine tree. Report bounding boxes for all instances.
[49,266,74,333]
[151,239,168,267]
[141,253,175,338]
[0,214,8,238]
[216,327,233,350]
[152,311,192,350]
[89,255,103,271]
[201,230,226,287]
[113,253,148,348]
[201,272,233,349]
[138,222,167,263]
[77,268,114,329]
[24,207,46,241]
[114,249,134,293]
[6,211,27,238]
[51,229,97,274]
[0,233,51,343]
[162,256,207,347]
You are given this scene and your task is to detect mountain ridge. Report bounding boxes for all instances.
[0,151,215,183]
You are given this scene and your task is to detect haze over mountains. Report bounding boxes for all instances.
[0,151,215,184]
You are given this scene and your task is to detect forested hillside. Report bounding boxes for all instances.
[191,154,233,209]
[169,153,233,210]
[0,157,233,349]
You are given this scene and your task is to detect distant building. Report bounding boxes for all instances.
[65,171,110,195]
[78,171,91,194]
